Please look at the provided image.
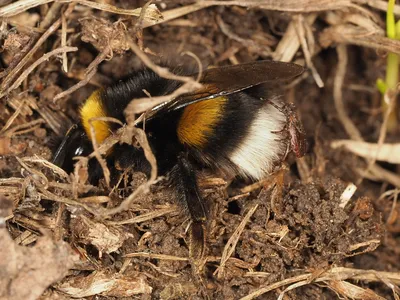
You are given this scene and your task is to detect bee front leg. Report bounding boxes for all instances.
[172,153,207,259]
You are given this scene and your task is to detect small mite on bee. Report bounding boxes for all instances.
[52,60,307,258]
[269,102,307,160]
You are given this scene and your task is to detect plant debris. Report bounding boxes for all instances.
[0,0,399,299]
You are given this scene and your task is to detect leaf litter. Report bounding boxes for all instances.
[0,0,399,299]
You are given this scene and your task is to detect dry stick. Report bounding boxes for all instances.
[239,175,277,194]
[368,165,400,187]
[61,12,68,72]
[387,189,399,225]
[321,25,400,55]
[39,189,99,216]
[0,0,382,30]
[71,156,90,199]
[0,177,25,185]
[193,0,355,12]
[0,18,60,92]
[54,202,65,241]
[108,166,132,196]
[348,239,380,253]
[53,47,111,101]
[124,38,202,120]
[0,33,37,80]
[11,124,42,136]
[59,0,162,19]
[277,280,318,300]
[343,12,383,34]
[0,0,161,19]
[215,204,259,279]
[334,45,400,188]
[325,280,386,300]
[0,0,54,17]
[40,2,63,30]
[78,195,110,204]
[0,98,26,135]
[142,0,366,30]
[0,4,75,96]
[16,156,49,188]
[143,2,213,28]
[334,45,363,141]
[273,14,317,62]
[294,15,324,88]
[140,0,362,30]
[127,83,201,121]
[124,252,189,261]
[0,46,78,98]
[0,7,73,91]
[22,156,70,180]
[182,51,203,82]
[133,0,153,33]
[216,15,271,57]
[362,92,396,179]
[4,119,45,137]
[84,118,122,154]
[355,0,400,15]
[108,206,177,225]
[88,118,111,188]
[123,252,260,268]
[68,117,122,200]
[241,273,312,300]
[100,128,159,217]
[127,38,201,84]
[331,140,400,164]
[6,20,75,35]
[135,0,157,50]
[241,267,400,300]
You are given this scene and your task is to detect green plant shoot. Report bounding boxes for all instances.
[376,0,399,131]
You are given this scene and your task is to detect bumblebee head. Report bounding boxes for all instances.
[52,124,93,173]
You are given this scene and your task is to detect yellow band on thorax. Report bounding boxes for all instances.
[80,90,111,145]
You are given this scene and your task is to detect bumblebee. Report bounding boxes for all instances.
[52,60,306,258]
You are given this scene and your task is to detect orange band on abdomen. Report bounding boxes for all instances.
[177,96,226,148]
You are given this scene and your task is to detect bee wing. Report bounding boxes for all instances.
[146,60,305,119]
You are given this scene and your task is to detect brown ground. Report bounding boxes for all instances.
[0,1,399,300]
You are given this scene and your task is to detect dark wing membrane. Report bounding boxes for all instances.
[146,60,305,120]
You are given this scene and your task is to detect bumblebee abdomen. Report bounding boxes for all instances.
[229,98,286,179]
[185,92,287,180]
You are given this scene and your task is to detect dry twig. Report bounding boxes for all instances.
[0,46,77,98]
[0,0,162,20]
[0,4,75,97]
[241,267,400,300]
[61,12,68,72]
[107,205,177,225]
[331,140,400,164]
[333,45,400,187]
[54,47,111,101]
[124,37,202,122]
[215,204,258,279]
[294,15,324,87]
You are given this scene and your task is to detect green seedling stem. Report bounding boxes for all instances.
[376,0,399,131]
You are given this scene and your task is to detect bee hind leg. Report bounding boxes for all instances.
[172,153,207,260]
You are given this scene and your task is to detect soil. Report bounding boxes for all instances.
[0,1,399,300]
